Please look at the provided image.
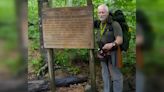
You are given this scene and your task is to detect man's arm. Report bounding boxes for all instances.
[113,21,123,45]
[102,21,123,50]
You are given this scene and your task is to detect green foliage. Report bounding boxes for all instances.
[121,61,135,76]
[55,50,70,66]
[31,57,43,74]
[52,0,87,7]
[77,49,88,61]
[67,66,80,75]
[54,49,88,74]
[28,26,39,39]
[0,0,19,75]
[0,0,16,23]
[55,49,89,66]
[28,0,38,25]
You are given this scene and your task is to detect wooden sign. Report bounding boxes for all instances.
[42,6,94,49]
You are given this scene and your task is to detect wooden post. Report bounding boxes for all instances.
[89,49,96,92]
[47,49,55,92]
[87,0,96,91]
[47,0,55,92]
[38,0,55,92]
[38,0,47,72]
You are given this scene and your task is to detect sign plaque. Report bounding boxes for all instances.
[42,6,94,48]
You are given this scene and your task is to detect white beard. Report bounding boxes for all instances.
[99,16,108,22]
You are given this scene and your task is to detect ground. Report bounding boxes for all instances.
[28,58,135,92]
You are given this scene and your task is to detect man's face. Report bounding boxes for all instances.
[98,7,108,22]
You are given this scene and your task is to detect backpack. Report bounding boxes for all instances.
[112,10,131,51]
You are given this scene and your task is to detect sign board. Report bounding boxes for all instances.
[42,6,94,48]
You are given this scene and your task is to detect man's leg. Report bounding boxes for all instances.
[101,60,111,92]
[112,67,123,92]
[109,51,123,92]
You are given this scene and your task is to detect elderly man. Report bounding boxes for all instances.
[94,4,123,92]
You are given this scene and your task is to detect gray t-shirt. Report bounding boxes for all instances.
[112,21,123,38]
[94,20,123,38]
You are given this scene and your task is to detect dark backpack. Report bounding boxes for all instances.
[112,10,131,51]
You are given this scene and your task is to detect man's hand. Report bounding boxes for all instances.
[102,43,113,51]
[97,52,104,59]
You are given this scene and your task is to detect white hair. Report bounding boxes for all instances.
[98,4,109,12]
